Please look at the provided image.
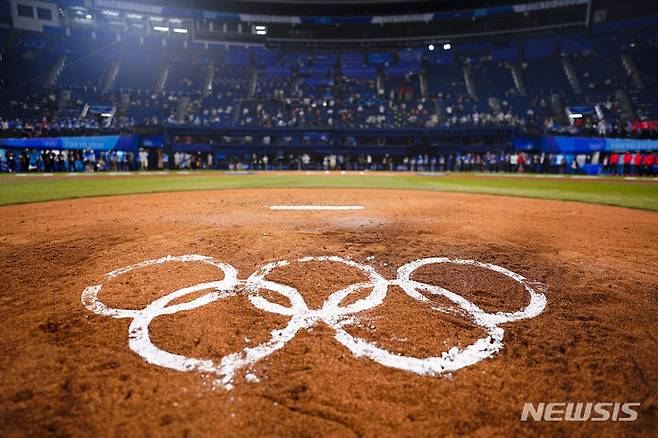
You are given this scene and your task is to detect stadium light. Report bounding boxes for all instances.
[173,28,188,34]
[153,26,169,32]
[256,30,267,35]
[428,44,435,51]
[126,13,143,20]
[443,43,451,50]
[101,10,119,17]
[255,25,266,30]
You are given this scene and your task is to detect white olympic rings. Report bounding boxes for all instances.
[81,255,547,389]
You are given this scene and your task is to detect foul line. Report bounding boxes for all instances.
[269,205,364,211]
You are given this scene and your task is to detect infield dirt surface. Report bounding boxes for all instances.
[1,188,657,436]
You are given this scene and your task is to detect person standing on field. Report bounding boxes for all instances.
[622,151,632,176]
[139,149,149,171]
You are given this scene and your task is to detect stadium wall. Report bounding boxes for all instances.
[2,132,657,157]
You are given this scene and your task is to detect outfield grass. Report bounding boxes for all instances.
[1,172,657,211]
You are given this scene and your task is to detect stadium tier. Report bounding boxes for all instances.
[0,0,657,173]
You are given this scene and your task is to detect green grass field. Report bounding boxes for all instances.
[1,172,657,211]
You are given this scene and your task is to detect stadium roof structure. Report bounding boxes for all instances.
[7,0,657,49]
[79,0,653,48]
[126,0,519,16]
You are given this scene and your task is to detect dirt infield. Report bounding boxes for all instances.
[1,188,656,436]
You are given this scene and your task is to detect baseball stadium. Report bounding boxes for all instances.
[1,0,657,436]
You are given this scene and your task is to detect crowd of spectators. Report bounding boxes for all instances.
[0,148,148,173]
[4,147,656,177]
[281,151,658,175]
[2,78,656,175]
[1,62,657,175]
[1,75,657,139]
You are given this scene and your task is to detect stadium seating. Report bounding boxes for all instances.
[0,22,656,139]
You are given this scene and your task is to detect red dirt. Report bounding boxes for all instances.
[0,188,656,436]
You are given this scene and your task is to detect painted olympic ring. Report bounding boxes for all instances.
[81,255,547,389]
